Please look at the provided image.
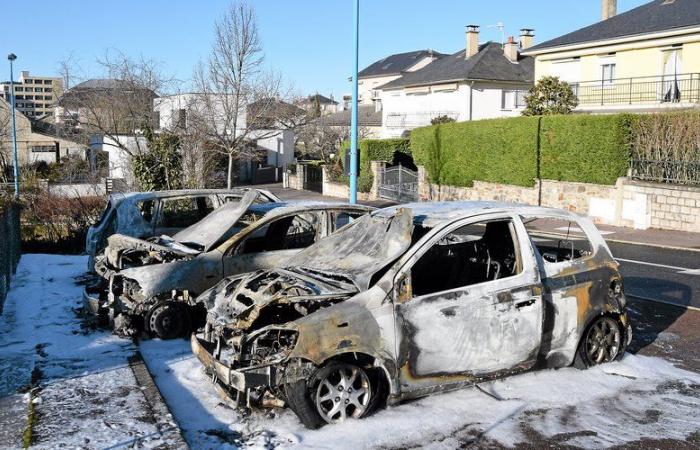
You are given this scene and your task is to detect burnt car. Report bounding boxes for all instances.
[91,191,372,338]
[192,202,632,429]
[85,188,279,272]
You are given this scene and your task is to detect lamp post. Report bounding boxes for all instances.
[7,53,19,199]
[349,0,359,204]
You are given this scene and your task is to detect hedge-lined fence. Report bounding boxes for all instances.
[0,200,21,314]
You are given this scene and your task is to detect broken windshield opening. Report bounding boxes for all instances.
[284,208,414,290]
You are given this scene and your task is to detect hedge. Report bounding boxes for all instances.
[539,114,633,185]
[341,138,411,192]
[411,116,540,187]
[411,114,635,187]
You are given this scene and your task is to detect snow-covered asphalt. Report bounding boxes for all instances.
[1,254,699,449]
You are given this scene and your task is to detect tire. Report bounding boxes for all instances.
[573,315,624,369]
[284,361,384,429]
[146,302,191,340]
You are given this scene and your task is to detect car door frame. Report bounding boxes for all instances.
[390,211,544,397]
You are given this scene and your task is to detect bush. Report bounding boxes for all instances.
[411,116,540,187]
[523,76,578,116]
[20,191,106,254]
[540,114,633,184]
[341,138,412,192]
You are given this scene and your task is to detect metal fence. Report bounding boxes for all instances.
[379,164,419,202]
[574,73,700,107]
[0,202,21,314]
[629,159,700,185]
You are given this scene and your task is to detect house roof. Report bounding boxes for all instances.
[306,94,338,105]
[316,105,382,127]
[71,79,142,90]
[359,50,444,78]
[379,42,534,90]
[528,0,700,52]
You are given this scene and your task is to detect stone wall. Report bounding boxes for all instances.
[417,166,700,233]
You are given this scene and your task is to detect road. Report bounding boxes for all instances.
[610,241,700,309]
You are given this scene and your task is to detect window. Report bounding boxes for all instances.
[32,145,56,153]
[138,200,155,223]
[410,219,521,297]
[239,213,321,254]
[24,79,33,84]
[15,87,23,92]
[333,211,364,230]
[158,197,212,229]
[35,87,43,93]
[45,88,53,93]
[502,90,527,110]
[601,63,616,85]
[521,216,593,264]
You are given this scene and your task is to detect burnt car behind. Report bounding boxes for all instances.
[85,188,279,272]
[192,201,632,428]
[91,192,372,338]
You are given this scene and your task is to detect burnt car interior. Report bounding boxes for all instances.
[521,216,593,263]
[411,219,521,297]
[240,213,322,254]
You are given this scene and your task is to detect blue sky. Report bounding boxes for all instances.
[0,0,648,98]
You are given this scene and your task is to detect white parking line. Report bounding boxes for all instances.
[615,257,700,275]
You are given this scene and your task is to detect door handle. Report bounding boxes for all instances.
[515,298,537,309]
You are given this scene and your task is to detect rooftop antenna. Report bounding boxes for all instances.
[485,22,505,46]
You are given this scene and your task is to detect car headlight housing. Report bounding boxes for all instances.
[243,329,299,366]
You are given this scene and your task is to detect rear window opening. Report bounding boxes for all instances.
[521,216,593,264]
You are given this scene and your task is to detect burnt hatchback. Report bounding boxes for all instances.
[192,202,632,429]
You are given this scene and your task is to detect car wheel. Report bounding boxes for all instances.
[147,302,190,340]
[574,316,623,369]
[284,361,382,429]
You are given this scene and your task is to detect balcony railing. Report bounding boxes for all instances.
[573,73,700,107]
[385,111,460,129]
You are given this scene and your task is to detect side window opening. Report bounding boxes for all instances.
[411,219,521,298]
[240,213,321,254]
[332,211,364,230]
[159,198,202,229]
[138,200,155,223]
[521,216,593,264]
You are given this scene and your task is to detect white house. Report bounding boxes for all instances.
[378,27,535,137]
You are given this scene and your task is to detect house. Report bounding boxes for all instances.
[0,98,86,166]
[344,50,445,110]
[523,0,700,113]
[315,105,383,138]
[378,27,535,137]
[298,94,339,116]
[0,71,63,120]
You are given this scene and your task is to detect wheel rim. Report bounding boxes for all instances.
[585,317,621,365]
[315,365,371,423]
[149,304,183,338]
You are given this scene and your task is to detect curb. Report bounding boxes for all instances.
[605,237,700,254]
[628,294,700,313]
[128,352,189,449]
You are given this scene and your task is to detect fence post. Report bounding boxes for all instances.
[398,164,403,202]
[629,78,633,105]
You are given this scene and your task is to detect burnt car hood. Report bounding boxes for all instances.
[101,190,259,270]
[200,268,360,332]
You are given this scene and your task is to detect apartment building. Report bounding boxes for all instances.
[0,71,63,120]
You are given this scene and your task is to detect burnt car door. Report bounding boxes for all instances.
[221,211,327,277]
[393,213,544,396]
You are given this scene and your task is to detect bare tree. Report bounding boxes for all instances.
[192,1,284,188]
[296,120,370,166]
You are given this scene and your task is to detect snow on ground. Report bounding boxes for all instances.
[0,254,180,449]
[141,338,700,449]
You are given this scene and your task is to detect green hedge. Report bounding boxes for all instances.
[411,114,634,187]
[411,116,540,187]
[539,114,633,185]
[341,138,411,192]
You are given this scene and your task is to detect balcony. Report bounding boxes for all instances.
[573,73,700,110]
[385,111,460,130]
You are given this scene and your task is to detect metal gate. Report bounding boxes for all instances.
[379,164,419,203]
[304,165,323,193]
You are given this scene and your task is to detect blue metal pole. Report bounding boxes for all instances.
[8,54,19,199]
[349,0,359,204]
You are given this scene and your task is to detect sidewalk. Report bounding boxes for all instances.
[259,183,700,252]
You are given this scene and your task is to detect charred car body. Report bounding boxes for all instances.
[192,202,632,428]
[88,191,372,338]
[85,188,279,272]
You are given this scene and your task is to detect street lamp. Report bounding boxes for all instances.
[7,53,19,199]
[349,0,359,204]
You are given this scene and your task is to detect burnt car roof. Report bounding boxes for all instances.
[246,201,373,218]
[109,188,277,206]
[374,201,582,228]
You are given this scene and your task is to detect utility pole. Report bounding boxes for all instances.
[7,53,19,199]
[349,0,359,204]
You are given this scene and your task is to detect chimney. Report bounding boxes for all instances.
[466,25,480,59]
[519,29,535,50]
[602,0,617,20]
[504,36,518,63]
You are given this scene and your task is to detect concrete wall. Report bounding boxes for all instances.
[47,182,106,197]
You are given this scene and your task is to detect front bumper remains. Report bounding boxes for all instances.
[191,333,276,394]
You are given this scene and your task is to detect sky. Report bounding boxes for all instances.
[0,0,650,99]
